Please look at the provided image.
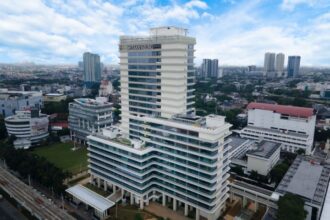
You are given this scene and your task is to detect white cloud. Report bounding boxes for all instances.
[0,0,329,66]
[280,0,329,11]
[192,0,330,66]
[185,0,208,9]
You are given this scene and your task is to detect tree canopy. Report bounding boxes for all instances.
[277,193,307,220]
[270,163,289,185]
[0,115,7,140]
[0,143,69,194]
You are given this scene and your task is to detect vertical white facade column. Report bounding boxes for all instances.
[162,194,166,206]
[97,177,101,188]
[243,197,247,207]
[196,209,200,220]
[184,204,189,216]
[255,201,258,212]
[140,198,144,209]
[113,184,116,192]
[173,199,177,211]
[130,193,134,205]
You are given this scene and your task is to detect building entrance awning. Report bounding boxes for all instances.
[66,184,115,213]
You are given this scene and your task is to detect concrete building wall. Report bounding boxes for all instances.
[247,147,280,176]
[248,109,316,137]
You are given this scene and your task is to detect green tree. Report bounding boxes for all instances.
[249,170,259,180]
[270,163,289,185]
[231,166,244,176]
[296,149,305,155]
[0,115,8,140]
[315,129,330,142]
[278,193,307,220]
[0,144,69,194]
[42,97,74,115]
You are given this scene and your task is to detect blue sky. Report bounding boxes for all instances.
[0,0,329,66]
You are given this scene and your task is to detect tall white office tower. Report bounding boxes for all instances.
[119,27,196,135]
[264,52,276,76]
[87,27,232,220]
[275,53,285,77]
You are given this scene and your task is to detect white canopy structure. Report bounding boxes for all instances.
[66,184,114,219]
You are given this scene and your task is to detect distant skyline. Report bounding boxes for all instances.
[0,0,329,66]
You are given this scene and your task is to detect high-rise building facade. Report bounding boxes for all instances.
[87,27,232,220]
[275,53,285,77]
[83,52,101,87]
[263,52,275,76]
[210,59,219,78]
[119,27,196,135]
[287,56,301,77]
[247,65,257,72]
[202,59,218,78]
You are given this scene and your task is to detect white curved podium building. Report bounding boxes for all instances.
[5,109,49,149]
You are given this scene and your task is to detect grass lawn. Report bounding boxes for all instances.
[32,142,88,174]
[108,205,156,220]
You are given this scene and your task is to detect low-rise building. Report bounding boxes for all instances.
[0,89,43,117]
[99,80,113,97]
[240,102,316,154]
[68,98,113,144]
[229,136,254,160]
[246,141,281,176]
[43,93,67,102]
[273,156,330,220]
[5,109,49,149]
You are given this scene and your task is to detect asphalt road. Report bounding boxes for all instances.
[0,166,75,220]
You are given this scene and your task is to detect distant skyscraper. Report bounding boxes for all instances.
[202,59,218,78]
[287,56,301,78]
[275,53,285,77]
[248,65,256,72]
[83,52,101,87]
[264,52,276,76]
[210,59,219,78]
[78,61,83,69]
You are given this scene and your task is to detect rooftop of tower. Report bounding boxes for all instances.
[149,26,188,36]
[119,27,195,45]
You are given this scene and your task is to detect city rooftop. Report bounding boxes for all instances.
[246,141,281,159]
